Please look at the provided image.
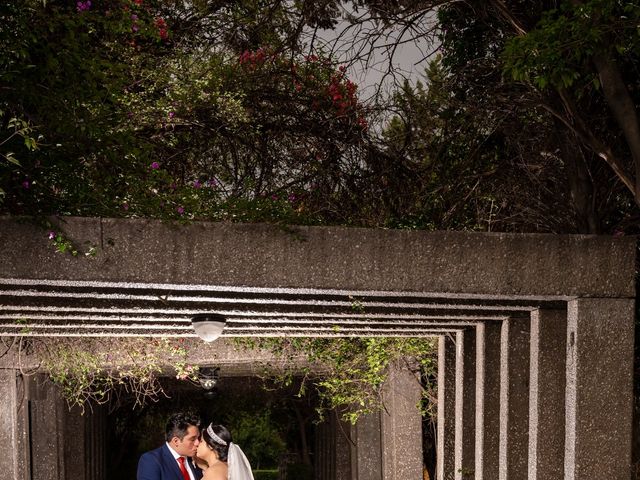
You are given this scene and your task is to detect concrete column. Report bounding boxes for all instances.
[334,418,352,480]
[565,298,635,480]
[499,318,530,480]
[528,309,566,480]
[27,374,67,480]
[454,329,476,480]
[437,334,457,480]
[350,411,383,480]
[381,359,423,480]
[475,322,501,480]
[0,369,27,480]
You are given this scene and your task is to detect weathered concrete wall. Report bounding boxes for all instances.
[528,309,566,480]
[437,335,456,480]
[475,321,501,480]
[565,298,635,480]
[381,360,423,480]
[0,370,26,479]
[0,216,635,297]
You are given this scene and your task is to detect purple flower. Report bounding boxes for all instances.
[76,0,91,12]
[168,111,175,119]
[177,206,185,215]
[131,14,138,20]
[22,180,30,189]
[193,180,202,189]
[48,231,56,240]
[271,194,278,201]
[288,193,297,202]
[132,24,139,32]
[207,179,217,188]
[122,203,129,211]
[150,162,160,169]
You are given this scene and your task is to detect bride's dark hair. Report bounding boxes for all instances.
[202,424,232,462]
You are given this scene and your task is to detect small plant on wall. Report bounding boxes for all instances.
[36,337,199,412]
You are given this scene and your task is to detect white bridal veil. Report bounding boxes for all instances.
[227,443,254,480]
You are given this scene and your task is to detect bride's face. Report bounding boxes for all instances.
[196,439,210,460]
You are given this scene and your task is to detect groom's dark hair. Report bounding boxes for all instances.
[165,412,201,442]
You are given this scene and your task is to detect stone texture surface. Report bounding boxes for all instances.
[499,318,530,480]
[565,298,635,480]
[0,216,635,297]
[438,334,457,480]
[455,329,476,480]
[0,217,636,480]
[352,411,383,480]
[475,321,501,480]
[0,370,21,479]
[528,309,566,480]
[381,360,423,480]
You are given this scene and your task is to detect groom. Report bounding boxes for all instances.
[137,412,203,480]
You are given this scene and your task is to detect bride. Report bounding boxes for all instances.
[196,423,254,480]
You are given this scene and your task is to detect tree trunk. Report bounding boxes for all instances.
[591,51,640,207]
[556,120,600,233]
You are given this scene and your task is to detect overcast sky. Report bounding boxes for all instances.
[316,6,438,100]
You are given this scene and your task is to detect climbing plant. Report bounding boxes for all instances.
[33,337,199,411]
[236,336,437,424]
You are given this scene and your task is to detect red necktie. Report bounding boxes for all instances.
[177,457,190,480]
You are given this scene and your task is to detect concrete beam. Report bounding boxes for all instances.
[0,217,634,298]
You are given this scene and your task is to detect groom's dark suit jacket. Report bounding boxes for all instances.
[137,443,203,480]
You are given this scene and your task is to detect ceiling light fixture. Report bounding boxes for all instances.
[191,313,226,342]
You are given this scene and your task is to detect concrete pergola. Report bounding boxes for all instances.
[0,216,636,479]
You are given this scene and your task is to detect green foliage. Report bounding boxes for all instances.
[229,410,287,469]
[253,471,279,480]
[284,463,313,480]
[236,336,436,424]
[434,0,639,234]
[502,1,640,90]
[40,337,199,412]
[379,58,506,231]
[0,1,370,224]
